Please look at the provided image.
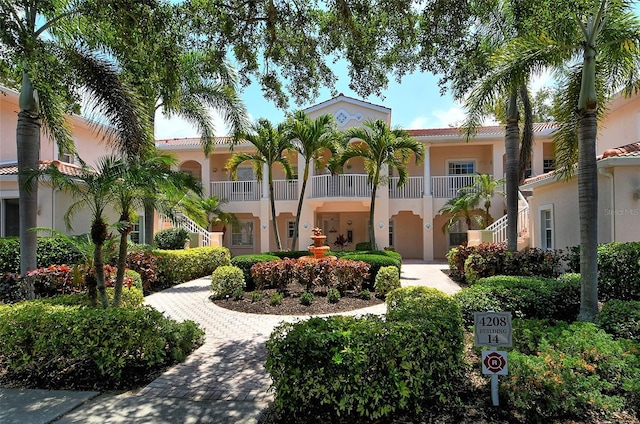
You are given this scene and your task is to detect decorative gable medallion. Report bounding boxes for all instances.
[334,109,364,127]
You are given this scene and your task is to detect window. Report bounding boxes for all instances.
[232,220,254,247]
[1,198,19,237]
[543,158,555,173]
[447,161,475,175]
[58,138,77,164]
[448,218,469,248]
[287,220,296,239]
[540,206,554,250]
[388,220,394,247]
[129,217,143,244]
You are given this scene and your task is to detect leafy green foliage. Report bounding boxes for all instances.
[453,275,580,327]
[0,237,84,273]
[327,288,341,303]
[265,305,465,421]
[266,251,314,259]
[340,252,401,289]
[154,228,190,250]
[269,292,284,306]
[355,241,372,251]
[567,242,640,301]
[210,265,245,300]
[299,291,314,306]
[0,273,23,304]
[251,291,264,303]
[0,299,204,390]
[360,289,372,300]
[447,243,564,284]
[503,321,640,422]
[154,247,231,288]
[597,300,640,341]
[374,265,400,298]
[231,254,280,291]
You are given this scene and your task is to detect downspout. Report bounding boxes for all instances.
[598,167,614,241]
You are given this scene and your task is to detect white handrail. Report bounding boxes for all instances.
[485,191,530,244]
[160,212,213,246]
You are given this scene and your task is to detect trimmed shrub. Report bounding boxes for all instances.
[447,243,564,285]
[125,250,159,291]
[270,292,284,306]
[154,228,190,250]
[374,265,400,298]
[503,321,640,422]
[0,299,204,390]
[299,291,314,305]
[210,265,245,299]
[266,311,465,421]
[41,287,145,309]
[327,287,340,303]
[0,237,84,273]
[267,250,314,259]
[453,275,581,327]
[340,252,400,289]
[124,270,143,292]
[0,273,24,304]
[597,299,640,341]
[231,254,280,291]
[155,246,231,288]
[251,257,369,294]
[355,241,372,250]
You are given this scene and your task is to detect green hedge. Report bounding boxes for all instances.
[597,299,640,341]
[154,246,230,288]
[154,228,190,250]
[0,297,204,390]
[503,320,640,422]
[340,251,401,289]
[453,275,581,327]
[266,250,313,259]
[0,237,84,273]
[266,298,465,421]
[230,254,280,291]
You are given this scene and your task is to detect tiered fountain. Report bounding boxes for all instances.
[308,227,331,259]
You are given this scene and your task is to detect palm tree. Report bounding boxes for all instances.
[492,0,640,321]
[185,196,238,243]
[30,157,126,307]
[338,119,424,250]
[0,1,153,276]
[110,153,202,307]
[458,174,505,227]
[85,4,250,245]
[225,119,293,250]
[285,111,339,250]
[438,195,481,235]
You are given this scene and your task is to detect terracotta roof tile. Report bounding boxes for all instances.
[602,142,640,158]
[408,122,557,138]
[0,160,87,177]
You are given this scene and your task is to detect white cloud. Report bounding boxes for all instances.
[432,107,467,128]
[408,116,428,129]
[154,109,233,139]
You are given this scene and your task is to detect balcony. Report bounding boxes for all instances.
[211,175,482,201]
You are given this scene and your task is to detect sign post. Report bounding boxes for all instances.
[474,311,512,406]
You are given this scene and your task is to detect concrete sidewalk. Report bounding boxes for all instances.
[1,261,459,424]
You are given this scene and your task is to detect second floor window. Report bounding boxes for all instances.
[543,158,555,173]
[447,161,475,175]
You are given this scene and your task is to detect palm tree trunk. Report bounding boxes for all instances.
[291,162,310,251]
[269,169,281,250]
[17,72,40,295]
[505,93,520,252]
[577,111,599,322]
[369,181,378,250]
[113,216,132,307]
[91,217,109,308]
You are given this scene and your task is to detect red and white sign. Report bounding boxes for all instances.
[482,350,508,375]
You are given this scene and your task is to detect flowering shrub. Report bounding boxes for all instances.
[27,264,80,297]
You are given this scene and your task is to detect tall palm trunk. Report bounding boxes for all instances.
[577,43,599,322]
[505,92,520,252]
[291,161,310,251]
[268,168,282,250]
[17,72,40,299]
[91,217,110,308]
[368,173,379,250]
[113,213,132,307]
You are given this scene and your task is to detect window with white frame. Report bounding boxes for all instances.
[540,206,554,249]
[448,218,469,248]
[58,138,78,164]
[543,158,555,173]
[129,217,143,244]
[232,220,254,247]
[447,160,475,175]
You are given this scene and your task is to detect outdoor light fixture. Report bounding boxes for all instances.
[377,221,385,229]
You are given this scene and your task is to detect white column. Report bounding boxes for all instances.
[492,142,505,179]
[262,163,269,199]
[423,144,431,197]
[532,141,544,176]
[298,153,307,198]
[201,159,211,197]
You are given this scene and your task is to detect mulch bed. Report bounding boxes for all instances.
[211,288,383,315]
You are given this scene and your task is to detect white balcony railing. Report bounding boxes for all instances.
[211,180,261,201]
[311,174,372,198]
[273,179,299,200]
[389,176,423,198]
[430,175,481,198]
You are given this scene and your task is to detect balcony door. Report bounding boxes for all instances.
[447,160,476,196]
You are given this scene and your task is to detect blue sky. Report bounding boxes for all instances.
[154,64,497,140]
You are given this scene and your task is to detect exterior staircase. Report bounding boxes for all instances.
[159,212,222,247]
[484,191,531,250]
